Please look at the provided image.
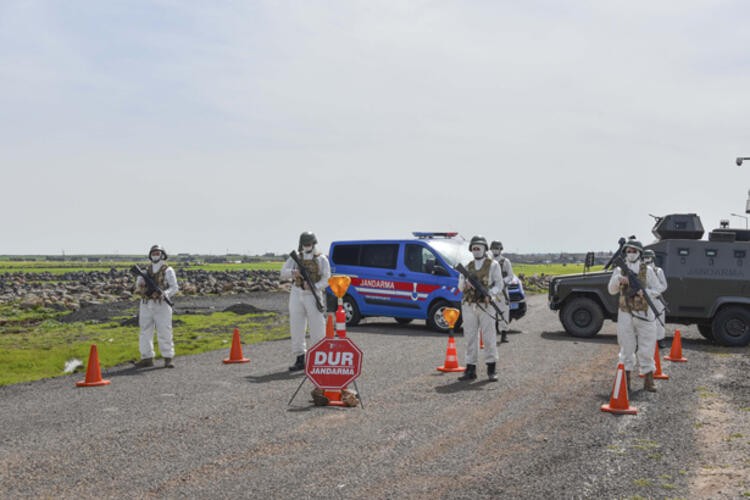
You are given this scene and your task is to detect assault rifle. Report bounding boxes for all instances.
[130,265,173,307]
[611,255,664,326]
[455,263,506,324]
[289,250,324,312]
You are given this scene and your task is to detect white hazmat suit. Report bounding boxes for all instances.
[136,260,179,361]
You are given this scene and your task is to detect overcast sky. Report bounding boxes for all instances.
[2,1,749,256]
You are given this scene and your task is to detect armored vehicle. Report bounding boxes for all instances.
[548,213,750,347]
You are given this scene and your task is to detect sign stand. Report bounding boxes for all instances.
[288,275,364,408]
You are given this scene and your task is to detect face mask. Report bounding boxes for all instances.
[491,249,500,257]
[150,254,162,263]
[626,252,639,263]
[643,258,653,264]
[472,249,485,259]
[303,245,314,254]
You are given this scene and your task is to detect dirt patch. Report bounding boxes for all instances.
[690,353,750,498]
[58,293,285,324]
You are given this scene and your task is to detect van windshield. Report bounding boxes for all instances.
[427,239,471,267]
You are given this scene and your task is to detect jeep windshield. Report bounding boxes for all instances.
[428,239,471,267]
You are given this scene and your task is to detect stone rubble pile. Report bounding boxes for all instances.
[0,269,289,312]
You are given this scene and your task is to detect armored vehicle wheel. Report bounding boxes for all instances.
[395,318,413,325]
[342,295,361,327]
[427,301,461,333]
[711,306,750,347]
[697,323,714,341]
[560,297,604,338]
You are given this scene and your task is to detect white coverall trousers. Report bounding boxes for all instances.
[616,310,657,375]
[139,299,175,359]
[655,299,666,341]
[289,286,326,356]
[462,302,499,365]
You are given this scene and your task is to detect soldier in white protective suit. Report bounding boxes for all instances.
[458,235,505,382]
[280,232,331,372]
[607,239,661,392]
[134,245,179,368]
[490,240,513,343]
[643,249,669,349]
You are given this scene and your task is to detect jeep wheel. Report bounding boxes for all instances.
[560,297,604,338]
[342,295,361,327]
[427,301,460,333]
[697,324,714,341]
[395,318,413,325]
[711,306,750,347]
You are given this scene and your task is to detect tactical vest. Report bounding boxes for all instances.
[294,255,321,288]
[619,262,648,313]
[141,265,169,300]
[463,259,492,304]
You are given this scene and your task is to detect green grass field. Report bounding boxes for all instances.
[0,303,287,386]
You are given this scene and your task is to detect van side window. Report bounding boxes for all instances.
[405,244,437,274]
[332,244,361,266]
[360,244,399,269]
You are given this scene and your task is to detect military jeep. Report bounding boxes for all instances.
[548,213,750,347]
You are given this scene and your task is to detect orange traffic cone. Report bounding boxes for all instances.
[437,335,465,372]
[76,344,111,387]
[223,328,250,364]
[664,329,687,362]
[480,330,485,350]
[640,343,669,380]
[601,362,637,415]
[325,313,335,339]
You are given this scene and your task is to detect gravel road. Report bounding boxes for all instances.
[1,294,748,498]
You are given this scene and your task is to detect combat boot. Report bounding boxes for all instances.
[625,370,631,392]
[487,362,498,382]
[458,364,477,381]
[164,357,175,369]
[133,357,154,368]
[500,331,509,343]
[289,355,305,372]
[657,339,666,349]
[644,372,657,392]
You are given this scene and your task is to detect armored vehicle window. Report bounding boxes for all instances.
[735,250,746,259]
[332,244,361,266]
[705,249,717,257]
[360,244,399,269]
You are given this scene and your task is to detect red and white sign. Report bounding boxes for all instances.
[305,337,363,390]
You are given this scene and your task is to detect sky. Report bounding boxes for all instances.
[2,1,750,256]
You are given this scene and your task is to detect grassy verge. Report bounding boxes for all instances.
[0,304,288,387]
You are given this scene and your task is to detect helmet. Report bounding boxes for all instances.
[490,240,503,251]
[298,232,317,251]
[643,249,655,259]
[148,244,168,260]
[623,239,643,254]
[469,235,488,250]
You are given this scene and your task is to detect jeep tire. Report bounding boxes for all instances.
[711,306,750,347]
[560,296,605,338]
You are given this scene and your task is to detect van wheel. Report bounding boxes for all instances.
[395,318,413,325]
[560,297,604,338]
[697,324,714,340]
[342,295,361,327]
[427,301,460,333]
[711,306,750,347]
